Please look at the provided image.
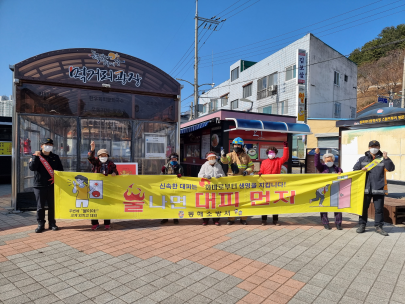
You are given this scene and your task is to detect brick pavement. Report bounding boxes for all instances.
[1,184,405,304]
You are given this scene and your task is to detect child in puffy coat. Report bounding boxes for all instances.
[258,142,288,225]
[198,151,225,226]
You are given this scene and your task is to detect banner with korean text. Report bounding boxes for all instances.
[54,171,366,219]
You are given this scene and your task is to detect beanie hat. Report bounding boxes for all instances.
[97,149,109,157]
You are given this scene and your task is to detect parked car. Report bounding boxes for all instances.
[307,148,339,165]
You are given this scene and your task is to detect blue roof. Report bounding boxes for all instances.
[357,107,405,119]
[180,121,209,134]
[225,118,311,134]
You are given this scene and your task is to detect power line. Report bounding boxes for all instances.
[199,1,403,65]
[220,0,254,18]
[214,0,241,17]
[224,0,261,19]
[199,7,405,69]
[198,0,384,60]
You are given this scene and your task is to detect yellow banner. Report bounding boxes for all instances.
[55,171,366,219]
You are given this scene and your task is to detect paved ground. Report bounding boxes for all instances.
[1,184,405,304]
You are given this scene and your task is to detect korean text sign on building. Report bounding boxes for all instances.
[297,49,306,85]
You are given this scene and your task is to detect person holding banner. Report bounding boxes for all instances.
[257,142,289,226]
[221,137,253,225]
[88,141,118,230]
[314,148,343,230]
[198,151,225,226]
[160,152,183,225]
[354,140,395,236]
[29,138,64,233]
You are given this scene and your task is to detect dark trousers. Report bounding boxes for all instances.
[203,218,220,223]
[320,212,342,225]
[311,192,325,205]
[91,220,111,225]
[262,215,279,221]
[34,186,55,226]
[359,194,385,227]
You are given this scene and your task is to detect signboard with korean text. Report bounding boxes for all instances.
[0,142,12,156]
[297,49,306,85]
[115,163,138,175]
[145,134,167,159]
[297,85,306,122]
[55,170,367,219]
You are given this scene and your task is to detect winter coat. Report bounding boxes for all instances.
[198,161,226,178]
[314,152,343,174]
[162,162,184,175]
[353,150,395,195]
[220,151,253,176]
[29,152,64,187]
[88,150,118,175]
[258,147,289,175]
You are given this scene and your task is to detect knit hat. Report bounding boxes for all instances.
[97,149,109,157]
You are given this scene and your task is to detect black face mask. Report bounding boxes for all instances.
[233,147,243,153]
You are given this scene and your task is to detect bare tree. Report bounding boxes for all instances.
[377,49,404,94]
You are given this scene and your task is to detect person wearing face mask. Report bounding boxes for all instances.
[314,148,343,230]
[257,142,288,225]
[29,138,64,233]
[198,151,226,226]
[220,137,254,225]
[353,140,395,236]
[88,141,118,230]
[160,152,183,225]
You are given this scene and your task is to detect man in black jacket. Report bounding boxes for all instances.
[29,138,64,233]
[353,140,395,236]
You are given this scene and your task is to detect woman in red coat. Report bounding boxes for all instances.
[258,142,289,225]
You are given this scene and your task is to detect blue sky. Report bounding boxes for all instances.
[0,0,404,112]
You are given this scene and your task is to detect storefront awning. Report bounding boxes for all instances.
[180,121,209,134]
[224,118,312,134]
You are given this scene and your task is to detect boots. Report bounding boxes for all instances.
[49,224,59,231]
[35,223,45,233]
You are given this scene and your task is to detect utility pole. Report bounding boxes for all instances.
[192,0,224,119]
[402,56,405,108]
[194,0,199,120]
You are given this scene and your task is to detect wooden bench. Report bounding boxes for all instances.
[367,197,405,225]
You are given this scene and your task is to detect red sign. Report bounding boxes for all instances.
[115,163,138,175]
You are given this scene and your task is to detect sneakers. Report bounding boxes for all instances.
[375,226,388,236]
[49,224,59,231]
[324,224,331,230]
[202,221,208,226]
[336,224,342,230]
[173,219,179,224]
[273,220,280,226]
[160,219,169,224]
[91,224,100,231]
[227,221,234,225]
[356,224,366,233]
[214,221,220,226]
[240,220,248,225]
[105,225,111,230]
[35,224,45,233]
[261,220,267,226]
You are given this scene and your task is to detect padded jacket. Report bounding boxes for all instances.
[258,147,289,175]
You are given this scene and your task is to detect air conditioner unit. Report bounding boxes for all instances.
[269,85,278,91]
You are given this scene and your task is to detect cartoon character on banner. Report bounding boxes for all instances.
[68,175,103,208]
[178,211,184,219]
[309,184,330,207]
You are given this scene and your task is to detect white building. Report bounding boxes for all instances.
[199,34,357,120]
[0,95,13,117]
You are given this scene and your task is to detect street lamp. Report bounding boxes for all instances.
[176,78,215,119]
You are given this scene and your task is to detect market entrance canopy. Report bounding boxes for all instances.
[224,118,312,134]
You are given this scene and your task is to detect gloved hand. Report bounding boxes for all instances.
[221,149,225,157]
[177,174,182,178]
[243,171,249,176]
[283,141,288,147]
[215,174,222,178]
[203,175,212,179]
[258,172,262,177]
[161,166,166,173]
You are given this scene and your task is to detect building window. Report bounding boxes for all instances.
[243,83,252,98]
[269,72,278,86]
[209,99,217,112]
[334,102,341,118]
[344,74,348,82]
[285,65,296,81]
[334,71,340,86]
[279,101,288,115]
[257,76,267,100]
[350,106,356,118]
[231,99,238,110]
[260,105,273,114]
[221,97,228,107]
[203,104,207,113]
[231,67,239,81]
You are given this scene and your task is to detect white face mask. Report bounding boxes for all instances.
[43,146,53,152]
[326,162,334,167]
[208,159,216,165]
[268,154,276,159]
[370,148,379,155]
[99,157,108,163]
